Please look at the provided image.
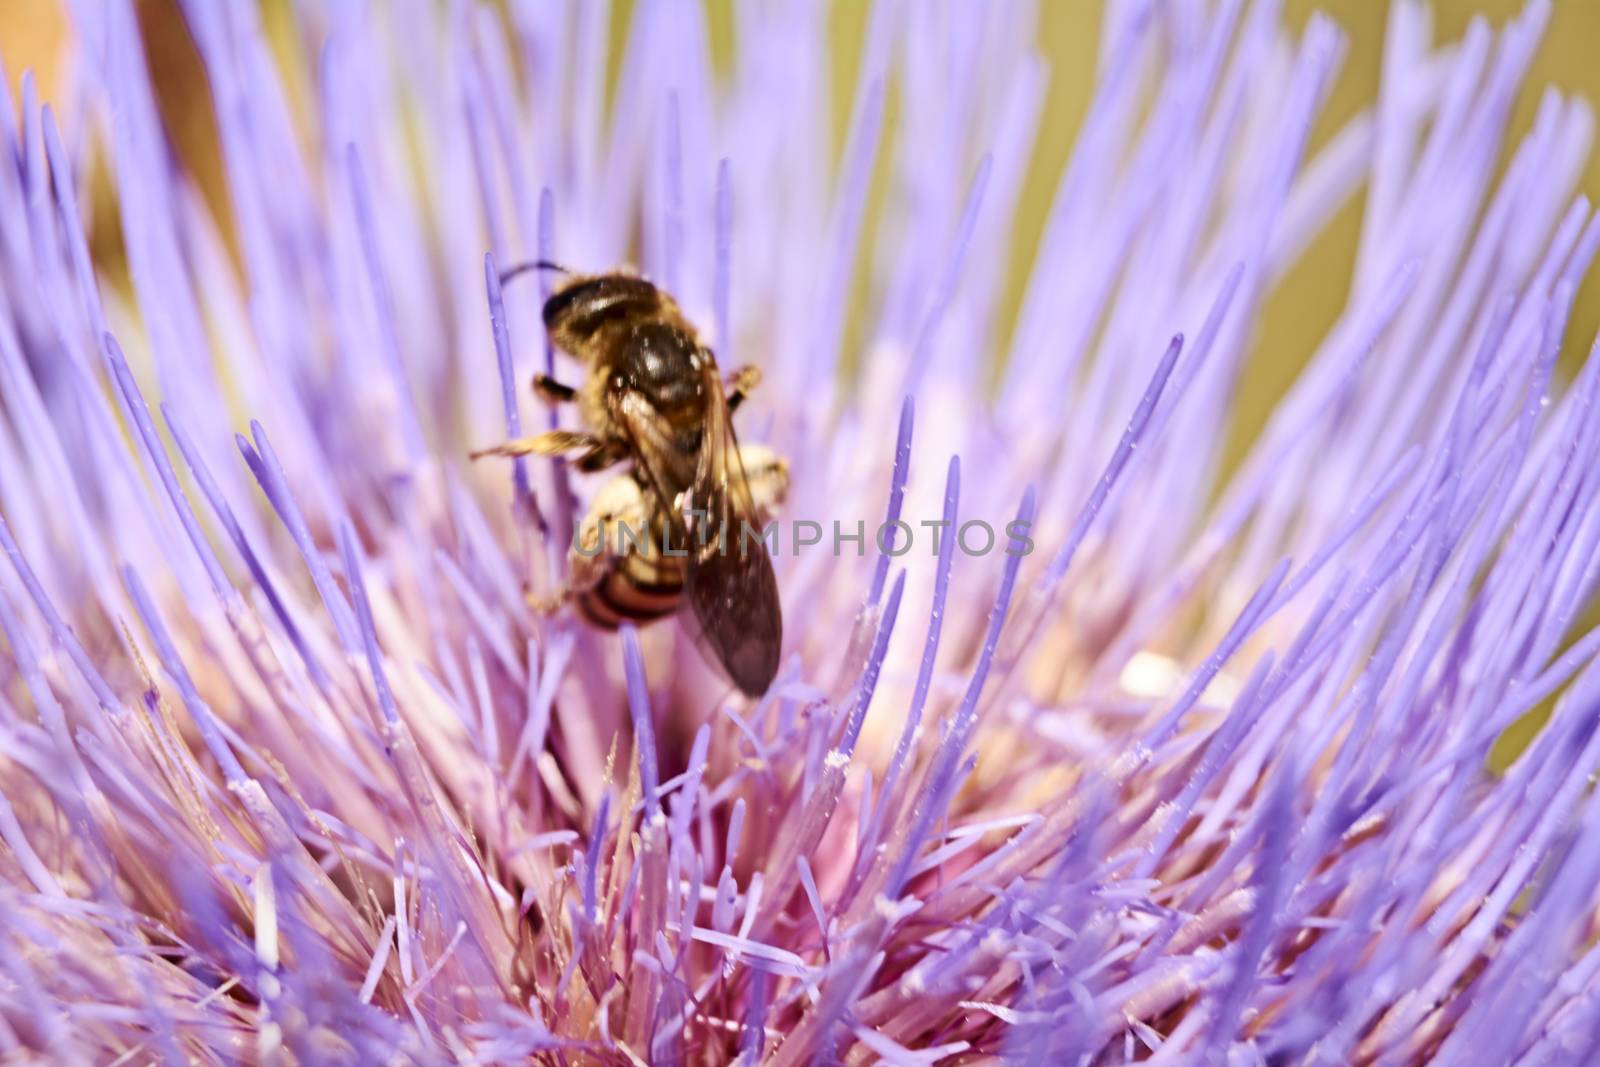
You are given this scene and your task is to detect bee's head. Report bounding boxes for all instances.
[542,272,665,353]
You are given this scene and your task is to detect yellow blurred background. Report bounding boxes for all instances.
[6,0,1599,445]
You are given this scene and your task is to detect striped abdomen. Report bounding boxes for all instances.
[575,548,685,629]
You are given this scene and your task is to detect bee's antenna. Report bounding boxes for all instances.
[499,259,572,288]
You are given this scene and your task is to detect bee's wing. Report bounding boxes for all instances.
[611,365,783,696]
[683,358,783,695]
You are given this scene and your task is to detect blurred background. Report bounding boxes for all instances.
[5,0,1599,468]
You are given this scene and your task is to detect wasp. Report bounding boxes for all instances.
[475,265,786,696]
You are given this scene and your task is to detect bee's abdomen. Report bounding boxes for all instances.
[576,554,685,629]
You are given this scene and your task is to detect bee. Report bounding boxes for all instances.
[474,266,786,695]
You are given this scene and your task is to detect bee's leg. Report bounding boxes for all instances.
[575,440,631,473]
[725,364,762,412]
[523,581,570,615]
[564,539,611,594]
[532,373,578,405]
[525,513,614,612]
[470,430,598,460]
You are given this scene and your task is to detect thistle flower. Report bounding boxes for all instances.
[2,0,1599,1062]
